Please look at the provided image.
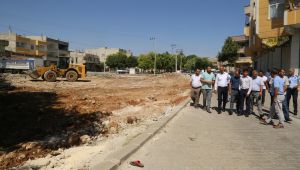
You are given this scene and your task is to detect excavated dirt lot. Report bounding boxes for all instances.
[0,73,189,169]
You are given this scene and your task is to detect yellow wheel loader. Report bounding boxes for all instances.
[28,57,86,82]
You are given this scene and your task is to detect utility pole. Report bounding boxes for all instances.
[176,49,183,72]
[150,37,156,75]
[103,47,107,72]
[171,44,176,72]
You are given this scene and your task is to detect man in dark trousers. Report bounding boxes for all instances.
[229,70,241,115]
[214,66,230,114]
[287,68,300,116]
[239,69,252,117]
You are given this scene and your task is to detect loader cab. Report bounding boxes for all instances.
[58,57,70,69]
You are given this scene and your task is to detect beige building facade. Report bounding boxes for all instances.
[70,51,101,71]
[85,47,132,63]
[244,0,300,74]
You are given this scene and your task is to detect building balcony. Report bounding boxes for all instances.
[244,5,252,15]
[284,5,300,27]
[237,47,246,54]
[244,26,250,36]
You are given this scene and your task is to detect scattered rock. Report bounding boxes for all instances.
[21,142,39,150]
[51,148,63,156]
[147,96,157,101]
[102,120,110,129]
[18,153,26,159]
[80,135,91,144]
[109,121,119,133]
[67,134,80,146]
[126,116,138,124]
[102,111,113,116]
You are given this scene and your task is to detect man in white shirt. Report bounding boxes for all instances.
[190,68,202,108]
[259,71,268,106]
[250,70,264,118]
[214,66,230,114]
[239,69,252,117]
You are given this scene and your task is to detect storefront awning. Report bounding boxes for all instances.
[262,36,289,48]
[235,57,253,64]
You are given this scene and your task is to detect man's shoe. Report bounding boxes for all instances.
[222,108,226,112]
[245,114,249,117]
[217,109,221,114]
[285,118,293,122]
[228,110,233,115]
[203,106,207,111]
[259,115,264,120]
[260,119,273,126]
[190,103,195,106]
[273,123,284,129]
[294,112,298,116]
[207,108,212,113]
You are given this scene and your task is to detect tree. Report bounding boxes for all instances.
[106,52,127,69]
[184,57,197,71]
[218,37,240,64]
[156,52,175,72]
[126,56,138,68]
[137,53,154,70]
[184,55,213,72]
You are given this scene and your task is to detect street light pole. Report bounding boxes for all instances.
[104,47,107,73]
[150,37,156,75]
[171,44,176,72]
[176,49,183,72]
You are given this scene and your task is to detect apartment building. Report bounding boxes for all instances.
[0,32,46,66]
[230,35,253,69]
[244,0,300,74]
[28,36,70,66]
[70,51,101,71]
[85,47,132,63]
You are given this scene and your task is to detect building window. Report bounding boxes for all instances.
[245,15,250,26]
[31,45,35,50]
[16,41,28,48]
[269,0,285,19]
[75,57,78,63]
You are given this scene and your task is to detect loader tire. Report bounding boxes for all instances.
[66,70,78,82]
[44,70,57,82]
[41,74,46,81]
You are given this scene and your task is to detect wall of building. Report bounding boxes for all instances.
[258,0,286,39]
[255,43,291,71]
[85,48,132,63]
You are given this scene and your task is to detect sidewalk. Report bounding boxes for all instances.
[118,94,300,170]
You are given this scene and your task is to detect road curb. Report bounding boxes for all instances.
[90,98,191,170]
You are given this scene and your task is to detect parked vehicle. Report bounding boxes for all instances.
[0,59,36,73]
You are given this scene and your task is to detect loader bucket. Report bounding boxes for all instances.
[27,70,41,79]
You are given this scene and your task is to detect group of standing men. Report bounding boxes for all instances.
[190,66,300,129]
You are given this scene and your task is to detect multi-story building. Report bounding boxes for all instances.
[0,32,46,66]
[244,0,300,74]
[85,47,132,63]
[230,35,253,69]
[28,36,70,66]
[70,51,101,71]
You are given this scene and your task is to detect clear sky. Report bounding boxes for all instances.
[0,0,249,57]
